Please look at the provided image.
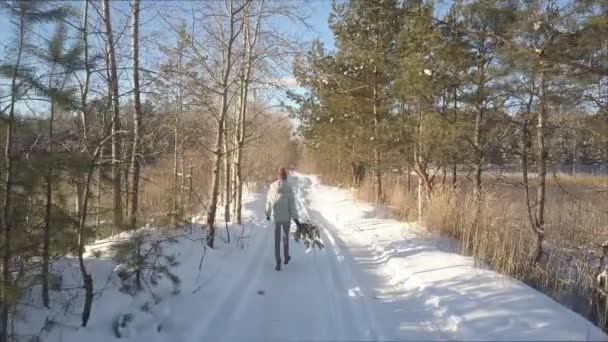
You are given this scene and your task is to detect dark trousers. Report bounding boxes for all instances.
[274,221,290,265]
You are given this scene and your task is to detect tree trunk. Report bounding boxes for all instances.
[413,104,432,222]
[78,165,96,327]
[374,164,382,203]
[123,152,129,221]
[452,88,458,189]
[102,0,122,229]
[180,155,186,204]
[77,3,96,326]
[231,144,238,221]
[42,88,56,309]
[188,165,194,214]
[452,162,457,188]
[95,163,102,229]
[417,175,423,222]
[534,68,547,264]
[1,12,25,340]
[128,0,142,230]
[206,0,239,247]
[173,126,179,226]
[223,118,231,225]
[520,72,544,266]
[219,156,224,206]
[522,118,538,244]
[233,1,262,225]
[206,120,224,248]
[407,167,411,192]
[234,95,245,224]
[571,124,577,175]
[472,51,487,201]
[372,65,382,203]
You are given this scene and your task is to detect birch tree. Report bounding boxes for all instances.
[129,0,143,229]
[101,0,123,228]
[201,0,247,248]
[232,0,264,224]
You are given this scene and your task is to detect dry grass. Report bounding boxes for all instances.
[425,182,608,328]
[354,176,419,221]
[139,153,213,227]
[424,188,535,275]
[549,173,608,188]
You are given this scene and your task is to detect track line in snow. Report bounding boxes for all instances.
[185,174,607,342]
[186,197,270,342]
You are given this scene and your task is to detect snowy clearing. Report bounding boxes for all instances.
[19,173,607,341]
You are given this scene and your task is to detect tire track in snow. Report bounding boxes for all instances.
[195,176,345,342]
[301,176,447,341]
[343,219,450,341]
[186,216,269,342]
[298,176,383,341]
[294,176,350,341]
[218,226,275,341]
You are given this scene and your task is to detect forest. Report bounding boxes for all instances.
[0,0,607,340]
[0,0,299,340]
[291,0,608,333]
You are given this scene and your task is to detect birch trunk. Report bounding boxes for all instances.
[234,73,248,224]
[102,0,122,229]
[534,67,547,263]
[129,0,142,229]
[233,0,263,224]
[173,126,179,226]
[206,0,240,247]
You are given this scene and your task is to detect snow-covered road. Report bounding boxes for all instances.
[186,173,606,341]
[24,173,606,341]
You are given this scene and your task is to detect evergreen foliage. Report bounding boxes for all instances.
[111,231,181,298]
[294,222,324,250]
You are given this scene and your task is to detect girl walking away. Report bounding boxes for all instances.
[265,167,301,271]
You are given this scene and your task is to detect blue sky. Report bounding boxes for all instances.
[306,0,336,49]
[0,0,452,117]
[0,0,335,62]
[0,1,335,116]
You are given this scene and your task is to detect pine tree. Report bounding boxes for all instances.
[292,0,403,199]
[329,0,402,202]
[0,2,68,338]
[34,21,83,309]
[458,1,517,199]
[395,0,457,217]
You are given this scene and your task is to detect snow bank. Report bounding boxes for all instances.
[305,174,607,341]
[15,174,608,341]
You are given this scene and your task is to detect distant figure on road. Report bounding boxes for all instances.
[265,167,301,271]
